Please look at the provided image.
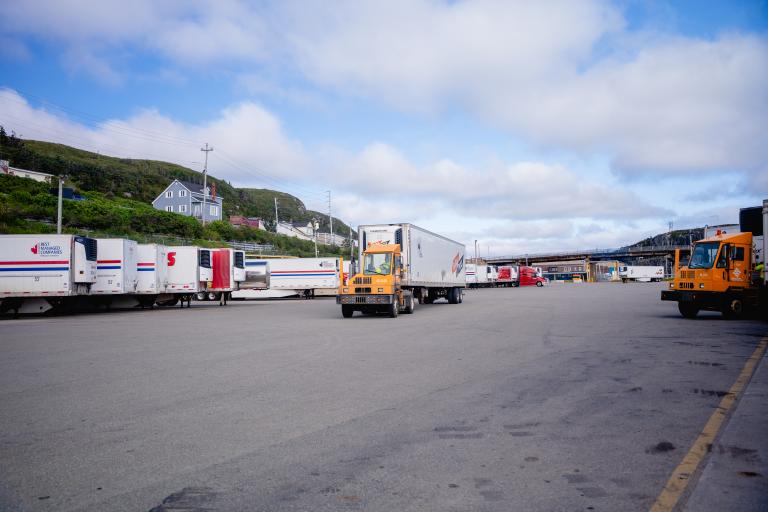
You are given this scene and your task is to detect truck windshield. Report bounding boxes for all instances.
[363,253,392,275]
[688,242,720,269]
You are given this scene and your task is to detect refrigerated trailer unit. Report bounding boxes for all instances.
[233,257,339,299]
[135,243,170,306]
[195,248,247,304]
[619,265,664,282]
[164,246,213,307]
[465,263,489,288]
[497,265,519,287]
[91,238,139,297]
[0,234,97,314]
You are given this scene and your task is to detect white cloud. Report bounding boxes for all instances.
[3,1,766,182]
[0,88,309,183]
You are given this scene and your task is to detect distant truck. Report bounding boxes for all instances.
[497,265,519,287]
[619,265,664,282]
[0,234,97,315]
[518,266,546,287]
[662,200,767,318]
[338,223,465,317]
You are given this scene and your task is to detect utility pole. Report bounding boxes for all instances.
[274,197,279,230]
[313,219,319,257]
[327,190,334,246]
[56,175,66,234]
[200,143,213,226]
[349,223,353,260]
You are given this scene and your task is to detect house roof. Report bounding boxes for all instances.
[167,179,222,204]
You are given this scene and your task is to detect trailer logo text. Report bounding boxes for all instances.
[30,242,63,257]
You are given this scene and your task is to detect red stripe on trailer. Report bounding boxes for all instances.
[0,260,69,265]
[97,259,122,263]
[137,262,154,266]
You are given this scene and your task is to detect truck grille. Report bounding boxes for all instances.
[355,287,371,294]
[355,297,367,304]
[353,277,371,285]
[680,270,695,279]
[678,282,694,289]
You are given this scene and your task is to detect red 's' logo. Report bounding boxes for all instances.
[167,252,176,266]
[30,244,38,255]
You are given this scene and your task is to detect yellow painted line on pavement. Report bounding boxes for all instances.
[649,335,768,512]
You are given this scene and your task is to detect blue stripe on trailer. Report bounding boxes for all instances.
[137,268,156,272]
[97,265,122,270]
[0,267,70,272]
[274,273,336,277]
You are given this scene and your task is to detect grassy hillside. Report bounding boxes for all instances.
[0,174,347,257]
[0,128,351,235]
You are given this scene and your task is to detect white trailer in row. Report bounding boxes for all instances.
[619,265,664,282]
[232,257,346,299]
[0,235,269,315]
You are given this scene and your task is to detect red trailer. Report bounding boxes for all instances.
[518,266,546,287]
[197,248,246,305]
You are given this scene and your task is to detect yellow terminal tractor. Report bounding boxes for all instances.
[337,223,466,318]
[661,200,767,318]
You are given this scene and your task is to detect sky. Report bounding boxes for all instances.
[0,0,766,257]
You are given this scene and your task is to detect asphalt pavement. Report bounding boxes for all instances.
[0,283,765,511]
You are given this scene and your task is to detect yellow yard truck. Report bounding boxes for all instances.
[661,200,767,318]
[337,223,466,318]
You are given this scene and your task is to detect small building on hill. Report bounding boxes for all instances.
[152,179,223,222]
[230,215,265,230]
[1,160,54,183]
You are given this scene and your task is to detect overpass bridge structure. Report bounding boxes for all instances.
[488,245,691,266]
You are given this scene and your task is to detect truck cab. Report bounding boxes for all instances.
[662,231,757,318]
[337,243,414,318]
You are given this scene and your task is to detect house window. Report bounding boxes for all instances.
[210,205,218,216]
[166,205,173,212]
[179,190,187,197]
[179,204,187,213]
[166,191,173,198]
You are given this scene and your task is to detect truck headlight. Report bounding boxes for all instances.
[669,282,674,288]
[699,283,705,288]
[343,288,349,293]
[378,288,384,292]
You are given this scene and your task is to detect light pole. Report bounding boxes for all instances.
[313,220,319,257]
[474,240,478,287]
[56,175,67,234]
[200,143,213,226]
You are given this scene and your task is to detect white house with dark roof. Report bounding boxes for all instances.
[152,179,223,222]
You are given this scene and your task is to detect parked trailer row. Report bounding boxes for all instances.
[0,234,269,315]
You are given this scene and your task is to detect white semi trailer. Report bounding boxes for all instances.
[0,234,98,314]
[619,265,665,282]
[233,257,340,299]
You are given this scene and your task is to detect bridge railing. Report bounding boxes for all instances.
[490,245,691,262]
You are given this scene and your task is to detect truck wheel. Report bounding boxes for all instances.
[678,302,699,319]
[721,299,743,319]
[448,287,458,304]
[536,281,543,287]
[388,301,399,318]
[404,294,415,314]
[195,292,207,301]
[341,305,354,318]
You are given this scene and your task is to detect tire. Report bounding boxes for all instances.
[208,292,218,301]
[678,302,699,319]
[536,281,543,287]
[341,305,354,318]
[388,300,399,318]
[195,292,207,301]
[448,287,458,304]
[721,298,743,319]
[404,294,415,314]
